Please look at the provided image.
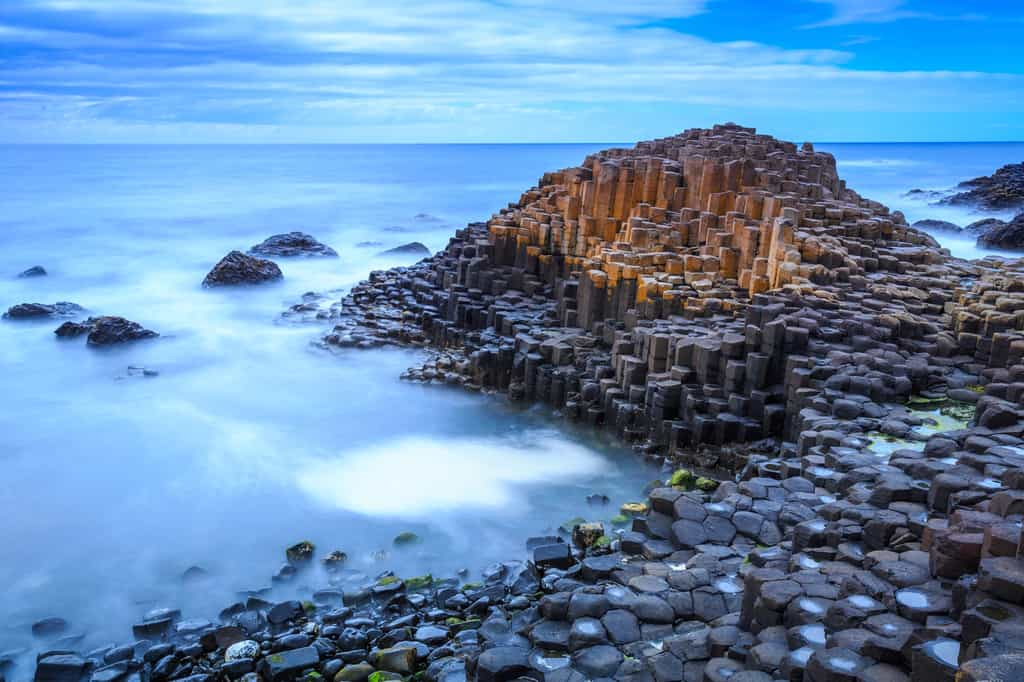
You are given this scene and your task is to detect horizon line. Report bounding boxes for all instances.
[2,140,1024,146]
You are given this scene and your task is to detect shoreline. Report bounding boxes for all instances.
[18,123,1024,682]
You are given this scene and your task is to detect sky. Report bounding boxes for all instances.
[0,0,1022,143]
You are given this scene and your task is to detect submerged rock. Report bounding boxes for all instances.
[977,213,1024,250]
[965,217,1006,233]
[3,302,82,319]
[54,316,158,346]
[249,232,337,258]
[17,265,47,278]
[31,617,68,638]
[912,219,961,233]
[378,242,430,259]
[203,250,283,287]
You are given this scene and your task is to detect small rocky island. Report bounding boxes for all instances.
[22,124,1024,682]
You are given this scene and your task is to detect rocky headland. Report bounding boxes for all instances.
[942,162,1024,212]
[18,124,1024,682]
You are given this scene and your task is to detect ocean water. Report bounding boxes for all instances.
[0,141,1020,663]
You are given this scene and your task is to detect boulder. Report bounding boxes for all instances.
[53,316,157,346]
[202,251,283,287]
[18,266,47,278]
[249,232,337,258]
[912,219,961,233]
[377,242,430,259]
[977,213,1024,250]
[85,316,158,346]
[4,302,82,319]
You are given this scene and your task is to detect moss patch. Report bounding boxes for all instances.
[620,502,648,515]
[404,574,433,590]
[669,469,695,488]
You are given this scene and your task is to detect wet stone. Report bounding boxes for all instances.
[568,617,607,651]
[910,638,959,682]
[806,647,869,682]
[474,646,530,682]
[571,644,622,678]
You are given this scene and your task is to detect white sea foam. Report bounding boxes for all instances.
[295,435,609,516]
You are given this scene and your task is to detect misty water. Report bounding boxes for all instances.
[1,141,1021,661]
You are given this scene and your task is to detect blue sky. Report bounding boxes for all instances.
[0,0,1021,142]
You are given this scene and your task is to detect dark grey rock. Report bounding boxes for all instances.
[978,213,1024,250]
[377,242,430,259]
[474,646,530,682]
[259,646,319,681]
[250,232,337,258]
[202,251,283,287]
[571,645,622,678]
[4,302,83,319]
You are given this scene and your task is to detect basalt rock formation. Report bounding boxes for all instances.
[25,124,1024,682]
[306,124,1024,681]
[976,213,1024,251]
[943,162,1024,211]
[202,250,283,287]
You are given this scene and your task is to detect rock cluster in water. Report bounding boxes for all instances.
[203,251,284,287]
[249,233,338,258]
[911,216,1024,252]
[3,302,83,319]
[54,316,159,346]
[18,124,1024,682]
[942,162,1024,211]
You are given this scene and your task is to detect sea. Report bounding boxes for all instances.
[0,141,1021,663]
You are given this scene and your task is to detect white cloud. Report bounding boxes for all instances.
[804,0,986,27]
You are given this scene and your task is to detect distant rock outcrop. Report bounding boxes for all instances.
[912,219,961,233]
[249,232,337,258]
[943,161,1024,211]
[17,265,47,278]
[202,251,283,287]
[378,242,430,259]
[3,302,83,319]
